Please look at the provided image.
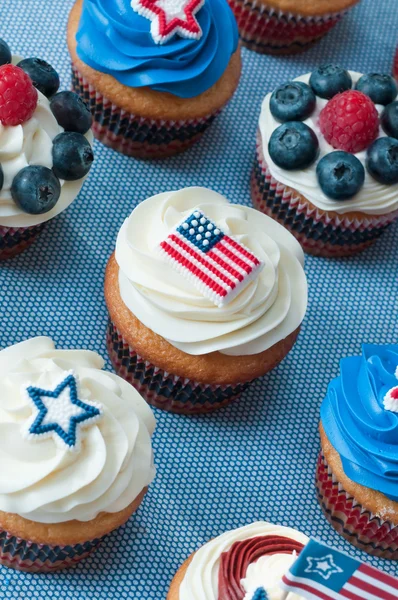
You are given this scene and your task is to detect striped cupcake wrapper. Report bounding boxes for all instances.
[106,318,251,414]
[71,64,221,159]
[316,452,398,560]
[0,223,46,260]
[252,133,398,257]
[0,528,104,572]
[227,0,346,54]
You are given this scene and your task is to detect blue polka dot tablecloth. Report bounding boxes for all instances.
[0,0,398,597]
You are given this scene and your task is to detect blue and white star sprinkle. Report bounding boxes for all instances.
[21,372,103,452]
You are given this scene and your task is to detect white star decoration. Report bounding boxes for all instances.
[304,554,343,580]
[131,0,205,44]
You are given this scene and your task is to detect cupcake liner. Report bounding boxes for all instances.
[0,528,105,572]
[227,0,346,54]
[71,64,221,159]
[252,133,398,257]
[0,223,46,260]
[316,452,398,560]
[106,318,251,414]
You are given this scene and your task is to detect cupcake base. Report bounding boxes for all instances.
[107,319,251,414]
[0,528,104,573]
[252,133,398,257]
[227,0,347,55]
[316,452,398,560]
[72,65,221,160]
[0,223,45,260]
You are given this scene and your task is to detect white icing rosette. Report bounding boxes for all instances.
[0,337,156,524]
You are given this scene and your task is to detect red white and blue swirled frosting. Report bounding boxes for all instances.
[320,344,398,501]
[75,0,238,98]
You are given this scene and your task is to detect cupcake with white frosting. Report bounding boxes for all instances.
[105,187,307,414]
[0,337,155,572]
[252,65,398,257]
[0,38,94,259]
[167,521,308,599]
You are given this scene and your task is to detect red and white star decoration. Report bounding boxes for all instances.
[383,366,398,413]
[131,0,205,44]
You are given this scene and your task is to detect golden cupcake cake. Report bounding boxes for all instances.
[105,187,308,414]
[67,0,241,159]
[0,337,155,572]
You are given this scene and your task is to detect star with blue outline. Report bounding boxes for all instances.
[23,372,103,451]
[304,554,343,581]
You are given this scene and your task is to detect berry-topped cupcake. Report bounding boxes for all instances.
[317,345,398,559]
[0,38,94,260]
[105,187,307,414]
[167,521,309,599]
[67,0,241,159]
[252,65,398,257]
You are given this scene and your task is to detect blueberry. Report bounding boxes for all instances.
[316,152,365,200]
[366,137,398,185]
[270,82,316,122]
[50,91,92,134]
[17,58,60,98]
[11,166,61,214]
[309,65,352,99]
[0,39,11,66]
[381,101,398,138]
[355,73,397,106]
[268,122,319,170]
[52,132,94,181]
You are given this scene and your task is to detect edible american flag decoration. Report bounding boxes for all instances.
[280,538,398,600]
[130,0,204,44]
[159,210,264,307]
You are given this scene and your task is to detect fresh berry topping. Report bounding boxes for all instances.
[50,91,92,134]
[366,137,398,185]
[270,82,316,122]
[269,122,319,170]
[17,58,60,98]
[52,132,94,181]
[381,101,398,138]
[319,91,379,153]
[355,73,398,106]
[0,65,38,126]
[11,166,61,214]
[0,39,11,66]
[316,151,365,200]
[309,65,352,99]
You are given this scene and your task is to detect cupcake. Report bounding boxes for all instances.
[105,187,307,414]
[252,65,398,257]
[167,521,309,599]
[0,337,155,572]
[0,38,94,260]
[228,0,360,55]
[67,0,241,159]
[317,344,398,560]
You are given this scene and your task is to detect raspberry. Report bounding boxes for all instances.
[0,64,38,126]
[319,90,379,153]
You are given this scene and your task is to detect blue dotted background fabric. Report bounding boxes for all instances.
[0,0,397,597]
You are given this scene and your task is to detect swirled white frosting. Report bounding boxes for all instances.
[0,55,93,228]
[115,188,307,356]
[259,71,398,216]
[178,522,308,599]
[0,337,156,524]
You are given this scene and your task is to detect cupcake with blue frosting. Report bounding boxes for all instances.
[317,345,398,560]
[67,0,241,158]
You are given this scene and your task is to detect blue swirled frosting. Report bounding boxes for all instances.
[321,345,398,501]
[75,0,238,98]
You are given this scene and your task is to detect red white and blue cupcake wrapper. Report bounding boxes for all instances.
[106,318,252,414]
[227,0,347,54]
[252,132,398,256]
[0,223,46,260]
[316,451,398,560]
[0,528,104,572]
[71,64,222,159]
